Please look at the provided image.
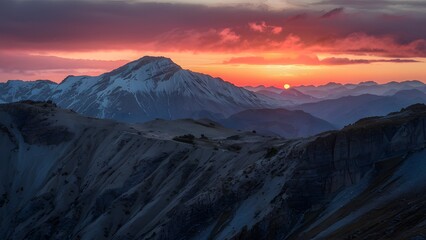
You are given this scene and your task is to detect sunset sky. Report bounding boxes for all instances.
[1,0,426,87]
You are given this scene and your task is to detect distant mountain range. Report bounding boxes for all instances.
[246,80,426,101]
[245,81,426,128]
[245,85,318,104]
[292,89,426,128]
[295,80,425,99]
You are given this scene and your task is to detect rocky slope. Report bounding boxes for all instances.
[0,57,281,122]
[0,101,425,239]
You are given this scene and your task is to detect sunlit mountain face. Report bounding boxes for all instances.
[1,0,425,86]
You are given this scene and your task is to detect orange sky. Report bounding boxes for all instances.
[2,50,424,88]
[1,0,425,87]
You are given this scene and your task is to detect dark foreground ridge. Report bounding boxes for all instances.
[0,101,425,239]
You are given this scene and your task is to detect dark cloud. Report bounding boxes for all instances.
[224,55,420,65]
[346,48,388,53]
[0,0,425,57]
[0,0,281,51]
[321,7,344,18]
[320,57,419,65]
[313,0,426,11]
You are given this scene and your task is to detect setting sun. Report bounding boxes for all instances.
[284,84,291,89]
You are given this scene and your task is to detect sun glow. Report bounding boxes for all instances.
[284,84,291,89]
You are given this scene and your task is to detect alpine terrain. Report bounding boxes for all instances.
[0,101,425,239]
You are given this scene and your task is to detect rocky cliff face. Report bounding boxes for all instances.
[0,101,425,239]
[288,105,426,209]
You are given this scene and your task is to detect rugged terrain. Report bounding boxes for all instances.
[0,101,425,239]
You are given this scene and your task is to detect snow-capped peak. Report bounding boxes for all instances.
[104,56,182,82]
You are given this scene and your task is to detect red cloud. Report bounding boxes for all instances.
[224,55,419,65]
[320,33,426,58]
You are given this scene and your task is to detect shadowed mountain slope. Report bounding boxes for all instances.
[1,101,426,239]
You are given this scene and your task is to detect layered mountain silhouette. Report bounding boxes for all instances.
[220,108,335,138]
[293,89,426,127]
[255,88,317,104]
[293,80,425,99]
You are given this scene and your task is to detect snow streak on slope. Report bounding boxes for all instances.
[0,80,56,103]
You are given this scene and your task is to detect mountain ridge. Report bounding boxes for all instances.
[0,101,425,239]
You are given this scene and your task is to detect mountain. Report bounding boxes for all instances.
[220,108,335,138]
[326,80,426,99]
[257,88,317,104]
[293,89,426,128]
[293,80,426,99]
[294,82,347,98]
[0,80,56,102]
[1,101,425,239]
[244,85,317,104]
[279,88,317,103]
[244,85,283,94]
[0,56,282,122]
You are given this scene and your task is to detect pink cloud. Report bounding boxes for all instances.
[248,21,283,35]
[271,26,283,34]
[219,28,240,42]
[248,22,268,32]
